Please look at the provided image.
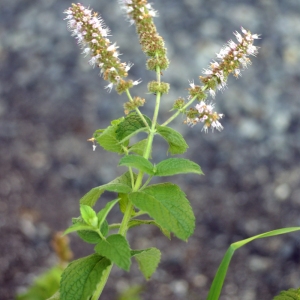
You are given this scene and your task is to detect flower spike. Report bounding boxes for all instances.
[64,3,136,93]
[185,27,259,131]
[199,27,260,95]
[118,0,169,71]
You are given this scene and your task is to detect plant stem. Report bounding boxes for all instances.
[92,59,163,300]
[161,95,197,126]
[118,201,134,235]
[143,67,161,160]
[161,85,208,126]
[91,199,134,299]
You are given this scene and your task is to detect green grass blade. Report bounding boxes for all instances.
[206,227,300,300]
[206,247,235,300]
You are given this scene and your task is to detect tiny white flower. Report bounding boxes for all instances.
[63,9,73,15]
[195,101,206,113]
[64,14,73,20]
[202,124,209,133]
[107,43,118,52]
[228,40,237,49]
[105,82,114,92]
[252,33,261,39]
[209,89,216,98]
[82,47,90,56]
[234,69,241,77]
[125,62,134,72]
[100,28,110,37]
[202,69,213,75]
[241,27,248,35]
[211,120,223,131]
[189,80,195,89]
[133,79,142,85]
[210,61,220,69]
[234,31,243,43]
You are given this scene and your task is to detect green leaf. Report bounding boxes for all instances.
[128,183,195,240]
[60,254,111,300]
[97,198,120,228]
[119,155,154,175]
[79,187,104,208]
[131,248,161,280]
[94,234,131,271]
[80,205,98,227]
[128,219,170,239]
[273,288,300,300]
[17,266,62,300]
[73,218,108,244]
[119,193,135,216]
[115,113,151,143]
[100,220,109,237]
[75,229,101,244]
[46,291,60,300]
[94,124,126,154]
[156,125,188,155]
[64,223,95,235]
[155,158,203,176]
[80,172,134,207]
[128,139,149,157]
[207,227,300,300]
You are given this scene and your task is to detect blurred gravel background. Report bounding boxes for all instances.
[1,0,300,299]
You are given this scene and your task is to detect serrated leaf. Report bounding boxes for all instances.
[116,113,151,143]
[97,198,120,228]
[119,155,154,175]
[131,248,161,280]
[128,219,170,239]
[94,234,131,271]
[128,183,195,241]
[156,125,188,155]
[80,172,134,207]
[80,205,98,227]
[129,139,149,157]
[94,125,128,154]
[155,158,203,177]
[60,254,111,300]
[273,288,300,300]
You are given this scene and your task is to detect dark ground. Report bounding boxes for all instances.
[1,0,300,299]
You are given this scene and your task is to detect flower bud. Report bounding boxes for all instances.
[147,81,170,95]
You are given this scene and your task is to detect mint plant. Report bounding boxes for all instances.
[56,1,261,299]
